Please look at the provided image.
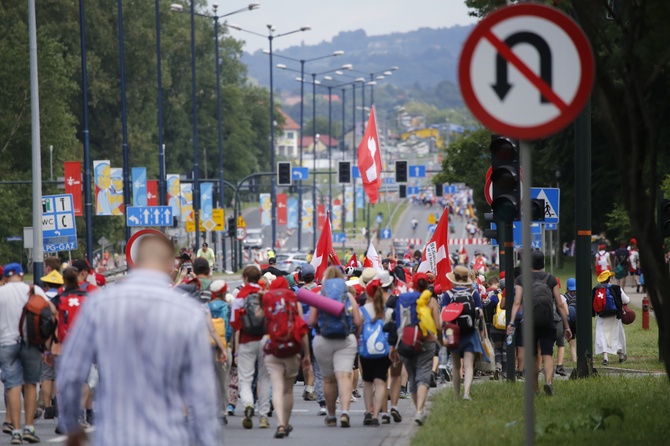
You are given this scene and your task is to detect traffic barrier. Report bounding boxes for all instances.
[448,238,488,246]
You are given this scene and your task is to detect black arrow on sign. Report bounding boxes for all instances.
[492,31,552,103]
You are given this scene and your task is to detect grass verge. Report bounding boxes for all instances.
[413,376,670,446]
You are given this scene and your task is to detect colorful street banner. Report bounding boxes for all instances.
[287,197,298,229]
[332,198,343,230]
[302,199,314,233]
[147,180,159,206]
[180,183,194,222]
[345,188,354,223]
[167,174,181,217]
[64,161,83,216]
[356,186,364,210]
[317,204,326,229]
[131,167,147,206]
[201,182,214,222]
[260,193,271,227]
[109,168,124,215]
[277,193,288,226]
[94,160,112,216]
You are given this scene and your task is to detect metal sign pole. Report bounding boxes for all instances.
[520,140,535,446]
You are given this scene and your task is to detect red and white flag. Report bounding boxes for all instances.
[365,241,384,273]
[417,211,453,292]
[311,214,334,281]
[357,105,383,204]
[346,253,359,269]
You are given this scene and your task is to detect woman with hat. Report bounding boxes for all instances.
[442,265,484,400]
[593,270,629,365]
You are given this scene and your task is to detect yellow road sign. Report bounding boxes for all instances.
[186,208,225,232]
[427,213,436,225]
[237,215,246,228]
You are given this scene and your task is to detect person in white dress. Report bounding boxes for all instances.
[593,270,629,365]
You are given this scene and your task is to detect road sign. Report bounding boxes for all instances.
[42,194,78,253]
[484,166,493,206]
[427,213,437,225]
[427,224,437,236]
[407,186,420,196]
[332,232,346,243]
[292,167,309,181]
[531,187,560,223]
[409,165,426,178]
[491,221,542,249]
[237,215,246,228]
[444,185,456,195]
[126,206,172,227]
[200,208,225,232]
[380,228,392,240]
[459,3,594,140]
[236,227,247,241]
[544,223,557,231]
[352,166,360,179]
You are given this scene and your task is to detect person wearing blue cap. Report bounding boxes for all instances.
[564,278,578,363]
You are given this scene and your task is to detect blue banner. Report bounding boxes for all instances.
[287,197,298,229]
[356,186,364,210]
[131,167,147,206]
[200,182,213,222]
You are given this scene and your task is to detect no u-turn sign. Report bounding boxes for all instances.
[459,3,594,140]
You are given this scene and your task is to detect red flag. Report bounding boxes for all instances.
[329,249,342,267]
[147,180,159,206]
[64,162,83,216]
[346,253,359,269]
[317,204,326,229]
[363,257,373,268]
[356,105,383,204]
[277,193,288,225]
[310,215,334,281]
[417,211,453,292]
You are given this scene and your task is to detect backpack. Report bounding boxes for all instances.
[358,307,390,359]
[263,289,307,358]
[318,278,352,339]
[395,292,423,357]
[210,318,227,348]
[482,293,497,325]
[19,286,56,350]
[450,288,477,334]
[56,289,87,343]
[209,300,232,344]
[241,292,266,336]
[531,274,554,328]
[593,284,618,316]
[564,291,577,323]
[493,300,506,330]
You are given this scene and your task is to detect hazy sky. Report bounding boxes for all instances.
[210,0,477,52]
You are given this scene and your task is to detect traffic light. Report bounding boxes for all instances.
[660,198,670,237]
[482,212,499,240]
[532,199,545,222]
[277,162,293,186]
[490,136,520,222]
[399,184,407,198]
[338,161,351,184]
[435,183,443,197]
[227,217,236,238]
[395,160,408,183]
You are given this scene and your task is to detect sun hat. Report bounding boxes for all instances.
[446,265,472,286]
[360,267,377,285]
[41,270,64,285]
[378,270,393,288]
[597,270,615,283]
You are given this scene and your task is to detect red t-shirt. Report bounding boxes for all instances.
[232,283,264,344]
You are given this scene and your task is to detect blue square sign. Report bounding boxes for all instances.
[292,167,309,181]
[42,194,78,253]
[409,165,426,178]
[352,166,361,179]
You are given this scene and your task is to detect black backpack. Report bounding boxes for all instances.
[531,274,554,328]
[451,288,477,334]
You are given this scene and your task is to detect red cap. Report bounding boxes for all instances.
[630,238,637,245]
[269,276,289,290]
[95,273,106,287]
[413,272,428,289]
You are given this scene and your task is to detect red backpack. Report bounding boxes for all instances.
[20,286,56,349]
[57,289,87,343]
[262,289,307,358]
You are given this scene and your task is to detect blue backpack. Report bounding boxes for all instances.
[209,300,233,344]
[604,285,618,314]
[318,278,352,339]
[359,307,390,359]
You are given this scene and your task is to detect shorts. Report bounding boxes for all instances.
[0,343,43,389]
[312,334,357,378]
[40,355,59,381]
[569,320,577,338]
[359,356,392,383]
[515,323,524,348]
[554,321,565,347]
[265,353,301,380]
[534,325,556,357]
[401,340,436,394]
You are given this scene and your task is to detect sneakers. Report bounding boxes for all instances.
[414,411,427,426]
[381,413,391,425]
[390,407,403,423]
[352,390,361,399]
[516,371,525,381]
[325,416,337,427]
[370,418,380,427]
[493,369,501,381]
[34,407,43,420]
[349,394,358,403]
[317,406,327,416]
[363,412,373,426]
[463,394,472,401]
[44,406,57,420]
[242,406,254,429]
[22,427,40,444]
[303,390,316,401]
[619,354,628,363]
[340,413,350,428]
[603,359,609,366]
[3,422,14,435]
[555,365,567,376]
[399,387,409,399]
[543,383,554,396]
[259,417,270,429]
[11,431,22,445]
[227,404,235,416]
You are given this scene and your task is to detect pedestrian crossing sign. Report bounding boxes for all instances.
[531,187,559,224]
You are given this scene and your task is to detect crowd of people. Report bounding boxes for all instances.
[0,230,639,445]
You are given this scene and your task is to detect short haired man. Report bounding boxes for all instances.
[261,257,288,277]
[58,233,219,446]
[507,252,572,396]
[196,242,215,271]
[72,259,97,293]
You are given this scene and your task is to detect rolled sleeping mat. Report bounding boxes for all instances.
[297,287,345,317]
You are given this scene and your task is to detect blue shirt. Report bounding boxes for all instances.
[57,270,219,446]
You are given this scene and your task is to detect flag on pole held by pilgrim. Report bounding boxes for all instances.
[365,241,384,273]
[310,214,341,281]
[346,252,359,269]
[417,211,452,292]
[357,105,383,204]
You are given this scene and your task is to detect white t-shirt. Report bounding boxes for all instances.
[0,282,47,346]
[360,302,393,324]
[595,251,610,269]
[629,250,640,270]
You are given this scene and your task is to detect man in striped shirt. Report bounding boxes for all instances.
[57,233,220,446]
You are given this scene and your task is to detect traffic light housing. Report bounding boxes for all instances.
[399,184,407,198]
[338,161,351,184]
[227,217,236,237]
[435,183,443,197]
[482,212,499,240]
[531,199,545,222]
[277,162,292,186]
[660,198,670,237]
[395,160,408,183]
[490,136,520,222]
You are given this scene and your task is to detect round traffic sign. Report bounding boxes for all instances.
[125,228,169,269]
[459,4,594,140]
[236,227,247,241]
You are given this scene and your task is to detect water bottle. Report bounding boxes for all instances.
[446,328,455,346]
[506,327,514,346]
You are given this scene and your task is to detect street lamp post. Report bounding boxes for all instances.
[189,0,201,252]
[327,84,333,218]
[312,73,318,247]
[155,0,166,208]
[117,0,131,244]
[341,87,346,228]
